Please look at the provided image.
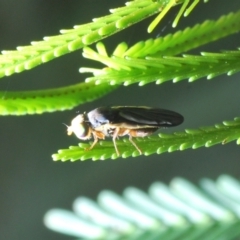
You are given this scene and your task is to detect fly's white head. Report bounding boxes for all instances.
[66,114,91,140]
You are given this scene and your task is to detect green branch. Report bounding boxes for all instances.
[52,117,240,161]
[0,0,165,79]
[81,10,240,85]
[44,175,240,239]
[82,50,240,86]
[0,0,206,79]
[0,82,116,115]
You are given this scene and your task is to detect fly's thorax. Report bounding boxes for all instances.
[68,114,91,140]
[93,124,114,137]
[87,107,110,128]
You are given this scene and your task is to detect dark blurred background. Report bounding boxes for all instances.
[0,0,240,239]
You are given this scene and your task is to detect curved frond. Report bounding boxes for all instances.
[82,48,240,86]
[0,82,116,115]
[0,0,167,79]
[80,10,240,86]
[52,117,240,161]
[81,10,240,60]
[44,175,240,239]
[127,10,240,57]
[0,0,207,79]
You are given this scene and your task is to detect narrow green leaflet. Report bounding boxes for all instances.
[0,82,116,115]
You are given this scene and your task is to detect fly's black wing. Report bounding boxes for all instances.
[115,107,184,127]
[87,106,183,128]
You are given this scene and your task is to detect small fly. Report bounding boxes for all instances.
[66,106,184,156]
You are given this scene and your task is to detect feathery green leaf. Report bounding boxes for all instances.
[52,117,240,161]
[0,0,164,79]
[0,82,116,115]
[44,175,240,239]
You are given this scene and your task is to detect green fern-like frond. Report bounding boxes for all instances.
[0,82,116,115]
[0,0,222,117]
[52,117,240,161]
[80,10,240,60]
[0,0,181,79]
[1,0,238,160]
[82,48,240,86]
[0,0,205,79]
[126,10,240,57]
[80,10,240,85]
[44,175,240,239]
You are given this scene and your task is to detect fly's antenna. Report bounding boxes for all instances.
[62,123,72,135]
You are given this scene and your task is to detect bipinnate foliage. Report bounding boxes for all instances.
[0,0,240,160]
[44,175,240,240]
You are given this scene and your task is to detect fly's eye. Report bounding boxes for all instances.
[68,114,90,140]
[74,122,89,139]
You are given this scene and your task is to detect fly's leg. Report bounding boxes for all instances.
[86,136,98,151]
[85,130,106,152]
[129,135,142,155]
[112,128,120,156]
[112,128,143,156]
